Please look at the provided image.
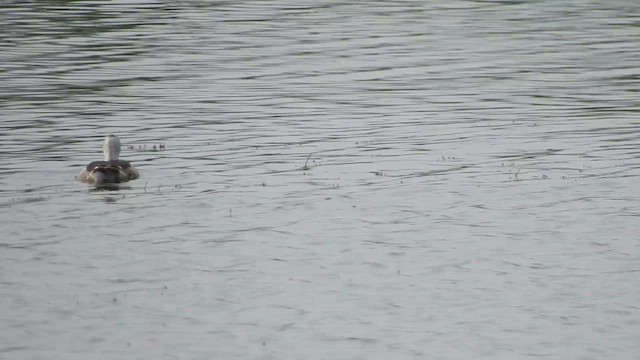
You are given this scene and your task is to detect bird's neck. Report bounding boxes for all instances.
[104,146,119,161]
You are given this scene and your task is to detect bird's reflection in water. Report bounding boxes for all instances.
[88,184,132,203]
[89,184,132,192]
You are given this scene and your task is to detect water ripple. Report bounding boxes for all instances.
[2,1,640,359]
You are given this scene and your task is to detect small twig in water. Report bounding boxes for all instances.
[144,181,148,193]
[303,153,312,170]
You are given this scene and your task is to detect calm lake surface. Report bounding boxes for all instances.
[1,1,639,359]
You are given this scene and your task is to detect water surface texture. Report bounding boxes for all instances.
[1,1,639,359]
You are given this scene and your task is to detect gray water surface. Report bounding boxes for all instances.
[1,1,639,359]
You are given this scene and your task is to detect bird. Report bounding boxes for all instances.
[79,135,139,184]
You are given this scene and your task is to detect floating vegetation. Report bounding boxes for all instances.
[302,153,312,171]
[504,163,555,181]
[355,139,376,145]
[141,181,182,193]
[127,143,166,151]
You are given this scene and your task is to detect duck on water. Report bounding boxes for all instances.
[79,135,139,184]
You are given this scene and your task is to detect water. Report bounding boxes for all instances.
[1,1,639,359]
